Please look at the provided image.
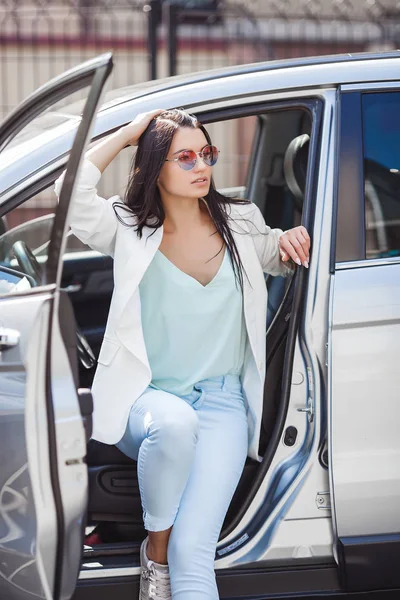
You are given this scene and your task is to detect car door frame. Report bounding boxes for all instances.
[0,52,113,600]
[197,97,324,545]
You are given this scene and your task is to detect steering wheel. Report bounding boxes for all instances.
[12,240,42,284]
[12,240,96,370]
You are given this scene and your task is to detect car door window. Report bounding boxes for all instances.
[0,90,100,288]
[0,194,89,269]
[363,92,400,259]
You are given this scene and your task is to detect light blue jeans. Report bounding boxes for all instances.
[116,374,248,600]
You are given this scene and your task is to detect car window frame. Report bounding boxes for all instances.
[335,81,400,270]
[193,96,323,544]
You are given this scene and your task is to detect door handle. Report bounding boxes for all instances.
[62,283,82,293]
[0,327,20,350]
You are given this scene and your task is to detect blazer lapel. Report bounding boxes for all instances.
[129,225,163,289]
[116,225,163,362]
[229,208,260,365]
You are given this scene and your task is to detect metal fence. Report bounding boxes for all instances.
[0,0,399,121]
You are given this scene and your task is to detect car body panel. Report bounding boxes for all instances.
[329,262,400,590]
[330,263,400,536]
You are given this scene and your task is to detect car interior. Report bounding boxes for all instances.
[0,106,311,560]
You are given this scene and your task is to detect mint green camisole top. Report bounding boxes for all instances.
[138,248,247,396]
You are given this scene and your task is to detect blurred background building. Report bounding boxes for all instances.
[1,0,399,228]
[1,0,398,121]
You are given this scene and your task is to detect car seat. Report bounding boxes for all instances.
[265,133,310,330]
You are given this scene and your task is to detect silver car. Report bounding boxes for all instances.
[0,51,399,600]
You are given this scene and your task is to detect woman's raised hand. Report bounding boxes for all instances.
[279,226,311,269]
[122,109,166,146]
[85,109,166,174]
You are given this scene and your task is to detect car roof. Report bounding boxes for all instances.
[1,50,400,199]
[86,50,399,115]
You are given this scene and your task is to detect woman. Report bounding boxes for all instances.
[55,108,310,600]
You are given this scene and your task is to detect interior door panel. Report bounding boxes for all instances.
[61,252,113,387]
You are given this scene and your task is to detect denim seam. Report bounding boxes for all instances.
[137,442,147,527]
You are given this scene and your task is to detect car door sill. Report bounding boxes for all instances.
[77,560,400,599]
[83,540,140,559]
[79,553,336,582]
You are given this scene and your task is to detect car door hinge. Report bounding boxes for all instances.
[316,491,331,510]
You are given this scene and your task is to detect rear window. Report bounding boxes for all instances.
[362,92,400,260]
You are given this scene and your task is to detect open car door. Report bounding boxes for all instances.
[0,53,113,600]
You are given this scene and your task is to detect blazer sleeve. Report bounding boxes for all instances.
[248,203,294,277]
[54,158,118,257]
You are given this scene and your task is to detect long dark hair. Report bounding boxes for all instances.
[113,108,249,289]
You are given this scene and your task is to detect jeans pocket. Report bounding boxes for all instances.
[181,387,204,409]
[191,387,206,409]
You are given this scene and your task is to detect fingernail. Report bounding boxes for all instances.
[295,258,302,266]
[304,261,309,268]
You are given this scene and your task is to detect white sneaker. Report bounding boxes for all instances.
[139,537,172,600]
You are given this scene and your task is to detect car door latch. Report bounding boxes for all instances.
[316,491,331,510]
[297,396,314,422]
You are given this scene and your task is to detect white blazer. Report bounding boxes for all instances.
[55,159,291,461]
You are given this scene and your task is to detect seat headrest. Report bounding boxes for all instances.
[283,134,310,205]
